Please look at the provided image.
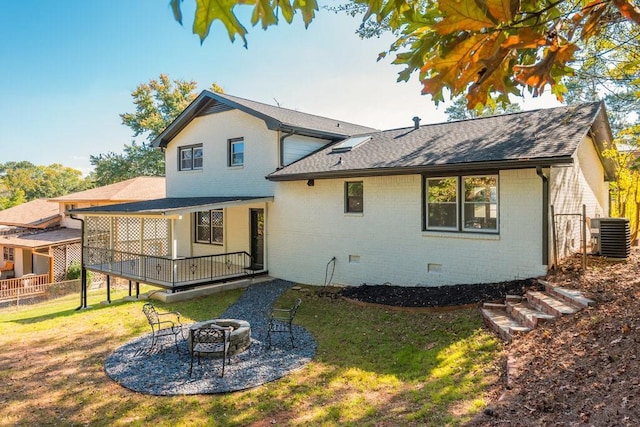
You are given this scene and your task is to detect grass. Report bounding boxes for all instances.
[0,285,503,426]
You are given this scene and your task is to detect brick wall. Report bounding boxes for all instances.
[267,169,547,287]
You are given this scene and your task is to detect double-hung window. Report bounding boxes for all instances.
[195,209,224,245]
[179,144,203,171]
[345,181,364,213]
[425,175,498,232]
[228,137,244,167]
[3,247,14,261]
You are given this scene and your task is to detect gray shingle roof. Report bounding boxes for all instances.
[268,102,614,180]
[69,196,273,216]
[152,91,378,148]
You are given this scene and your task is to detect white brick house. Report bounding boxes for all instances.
[72,92,615,292]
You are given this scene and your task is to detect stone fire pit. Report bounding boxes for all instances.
[188,319,251,356]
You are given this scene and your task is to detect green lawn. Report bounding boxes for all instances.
[0,284,502,426]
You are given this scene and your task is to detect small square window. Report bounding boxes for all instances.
[229,138,244,167]
[345,181,363,213]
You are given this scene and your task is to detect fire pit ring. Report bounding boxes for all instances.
[188,319,251,356]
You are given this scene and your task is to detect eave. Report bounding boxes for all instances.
[266,157,575,181]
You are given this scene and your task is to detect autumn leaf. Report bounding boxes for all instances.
[613,0,640,25]
[251,0,278,29]
[485,0,519,22]
[513,43,579,97]
[193,0,249,47]
[434,0,496,34]
[420,33,491,95]
[501,28,550,50]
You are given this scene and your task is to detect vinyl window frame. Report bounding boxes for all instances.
[424,173,499,233]
[345,181,364,213]
[178,144,203,171]
[194,209,224,245]
[228,137,244,167]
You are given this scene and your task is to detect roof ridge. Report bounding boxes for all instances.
[213,92,378,130]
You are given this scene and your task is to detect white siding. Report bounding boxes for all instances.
[165,109,279,197]
[267,169,546,287]
[282,135,330,166]
[550,135,609,261]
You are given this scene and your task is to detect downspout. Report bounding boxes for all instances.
[536,167,550,267]
[278,130,296,169]
[71,214,88,310]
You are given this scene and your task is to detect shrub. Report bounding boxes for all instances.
[66,261,93,286]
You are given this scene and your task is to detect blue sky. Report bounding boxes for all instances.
[0,1,560,175]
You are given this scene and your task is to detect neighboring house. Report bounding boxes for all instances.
[70,91,615,296]
[51,176,166,229]
[0,177,165,283]
[0,199,76,280]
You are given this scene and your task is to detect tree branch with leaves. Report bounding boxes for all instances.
[170,0,640,108]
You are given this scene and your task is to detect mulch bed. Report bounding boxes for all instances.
[339,278,542,308]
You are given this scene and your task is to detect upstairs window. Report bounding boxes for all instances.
[228,137,244,167]
[425,175,498,233]
[179,144,203,171]
[195,209,224,245]
[345,181,364,213]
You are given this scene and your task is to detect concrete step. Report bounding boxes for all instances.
[526,290,579,317]
[481,307,531,342]
[539,280,595,309]
[506,300,556,329]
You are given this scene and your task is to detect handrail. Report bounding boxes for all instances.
[82,247,255,288]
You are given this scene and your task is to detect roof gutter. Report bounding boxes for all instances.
[267,157,574,182]
[536,166,550,267]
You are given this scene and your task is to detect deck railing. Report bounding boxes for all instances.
[83,247,255,289]
[0,274,50,302]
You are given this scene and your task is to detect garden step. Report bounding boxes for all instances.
[481,307,531,342]
[539,280,595,309]
[506,300,556,329]
[526,291,579,317]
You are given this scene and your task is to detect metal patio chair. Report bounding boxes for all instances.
[266,298,302,349]
[189,324,231,377]
[142,303,184,353]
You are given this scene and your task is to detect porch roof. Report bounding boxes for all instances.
[67,196,274,217]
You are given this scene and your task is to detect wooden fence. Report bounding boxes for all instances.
[0,274,51,303]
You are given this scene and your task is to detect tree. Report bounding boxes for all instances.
[0,162,90,208]
[445,96,522,121]
[169,0,640,108]
[90,75,224,186]
[89,142,165,186]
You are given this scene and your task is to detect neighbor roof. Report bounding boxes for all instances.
[0,228,80,249]
[151,91,378,148]
[50,176,166,203]
[268,102,615,181]
[0,199,60,229]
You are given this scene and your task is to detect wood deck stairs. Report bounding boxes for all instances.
[481,279,595,342]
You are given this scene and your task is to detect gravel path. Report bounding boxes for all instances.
[104,279,316,395]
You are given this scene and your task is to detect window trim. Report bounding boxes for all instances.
[228,137,244,167]
[3,247,14,261]
[194,209,224,245]
[178,144,203,171]
[423,173,499,234]
[345,181,364,213]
